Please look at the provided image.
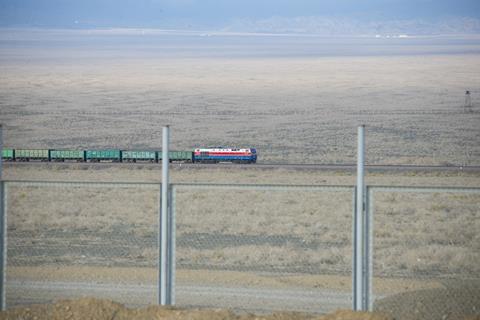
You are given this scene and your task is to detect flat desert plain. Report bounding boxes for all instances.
[0,31,480,165]
[1,31,480,319]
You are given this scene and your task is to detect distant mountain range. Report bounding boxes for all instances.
[2,13,479,36]
[222,16,480,36]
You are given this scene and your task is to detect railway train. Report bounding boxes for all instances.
[1,147,257,164]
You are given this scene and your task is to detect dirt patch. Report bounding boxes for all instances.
[374,285,480,320]
[0,297,393,320]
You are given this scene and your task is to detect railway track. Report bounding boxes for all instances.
[4,161,480,173]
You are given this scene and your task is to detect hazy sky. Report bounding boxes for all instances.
[1,0,480,30]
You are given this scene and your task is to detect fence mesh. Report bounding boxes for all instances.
[371,188,480,320]
[4,180,479,318]
[173,185,354,314]
[5,181,160,307]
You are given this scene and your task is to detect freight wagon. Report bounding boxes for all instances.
[15,149,50,161]
[160,151,193,163]
[50,150,85,162]
[122,150,156,162]
[86,149,121,162]
[1,149,14,161]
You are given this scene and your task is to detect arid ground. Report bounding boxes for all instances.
[2,164,480,319]
[1,31,480,165]
[0,297,395,320]
[1,30,479,319]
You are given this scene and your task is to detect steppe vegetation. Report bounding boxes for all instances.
[1,53,479,165]
[1,32,479,319]
[4,165,479,278]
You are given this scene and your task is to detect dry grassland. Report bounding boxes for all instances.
[1,164,479,319]
[1,54,480,165]
[1,32,480,319]
[4,165,479,279]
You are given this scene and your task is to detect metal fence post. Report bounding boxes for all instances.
[352,185,357,309]
[366,186,373,311]
[0,124,4,310]
[159,125,173,305]
[0,124,3,180]
[0,181,5,311]
[168,185,176,305]
[354,125,369,311]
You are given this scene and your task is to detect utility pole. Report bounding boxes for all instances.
[464,90,472,111]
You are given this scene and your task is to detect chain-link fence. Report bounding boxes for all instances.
[4,181,160,307]
[369,186,480,320]
[173,184,354,314]
[2,180,355,314]
[1,180,479,319]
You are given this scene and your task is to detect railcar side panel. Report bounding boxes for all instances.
[122,150,156,162]
[50,150,85,161]
[158,151,193,163]
[2,149,14,161]
[86,149,121,162]
[15,149,50,161]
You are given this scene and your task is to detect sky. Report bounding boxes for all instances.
[1,0,480,33]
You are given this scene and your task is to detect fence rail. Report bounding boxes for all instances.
[173,183,353,191]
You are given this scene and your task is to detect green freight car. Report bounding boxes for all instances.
[2,149,14,161]
[15,149,50,161]
[50,150,85,162]
[122,150,156,162]
[86,149,121,162]
[158,151,193,163]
